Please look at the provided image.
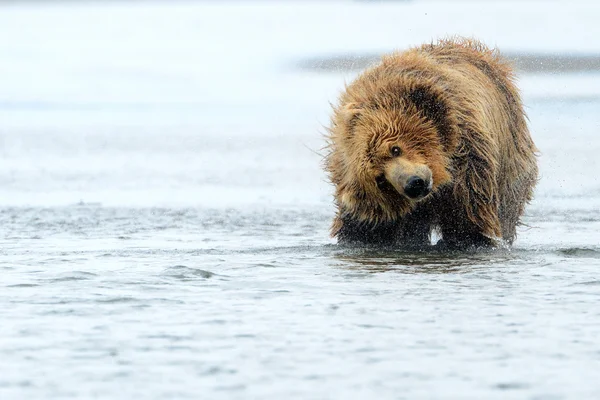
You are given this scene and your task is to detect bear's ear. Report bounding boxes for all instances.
[339,102,363,131]
[407,86,453,149]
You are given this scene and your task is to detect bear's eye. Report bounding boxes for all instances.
[390,146,402,157]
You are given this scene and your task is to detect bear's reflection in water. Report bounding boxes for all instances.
[332,246,517,274]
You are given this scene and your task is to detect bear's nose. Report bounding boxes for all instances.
[404,176,431,199]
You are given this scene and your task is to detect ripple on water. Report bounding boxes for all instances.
[494,382,531,391]
[95,297,140,304]
[48,271,97,283]
[572,280,600,286]
[6,283,40,288]
[161,265,216,280]
[556,247,600,258]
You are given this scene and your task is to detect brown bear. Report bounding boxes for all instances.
[325,37,538,249]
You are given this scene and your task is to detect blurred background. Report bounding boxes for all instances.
[1,0,599,209]
[1,1,600,399]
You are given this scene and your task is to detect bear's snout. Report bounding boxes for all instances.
[404,176,432,199]
[385,160,433,201]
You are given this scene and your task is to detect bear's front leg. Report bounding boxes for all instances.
[333,213,399,247]
[437,206,495,250]
[395,214,434,250]
[333,209,433,249]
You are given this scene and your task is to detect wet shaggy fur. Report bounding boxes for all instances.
[325,37,538,249]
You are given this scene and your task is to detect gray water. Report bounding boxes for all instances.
[2,2,600,399]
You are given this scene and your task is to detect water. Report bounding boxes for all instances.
[1,1,600,399]
[2,206,600,399]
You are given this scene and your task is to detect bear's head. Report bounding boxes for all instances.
[327,79,458,226]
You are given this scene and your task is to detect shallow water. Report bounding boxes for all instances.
[2,1,600,399]
[2,204,600,399]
